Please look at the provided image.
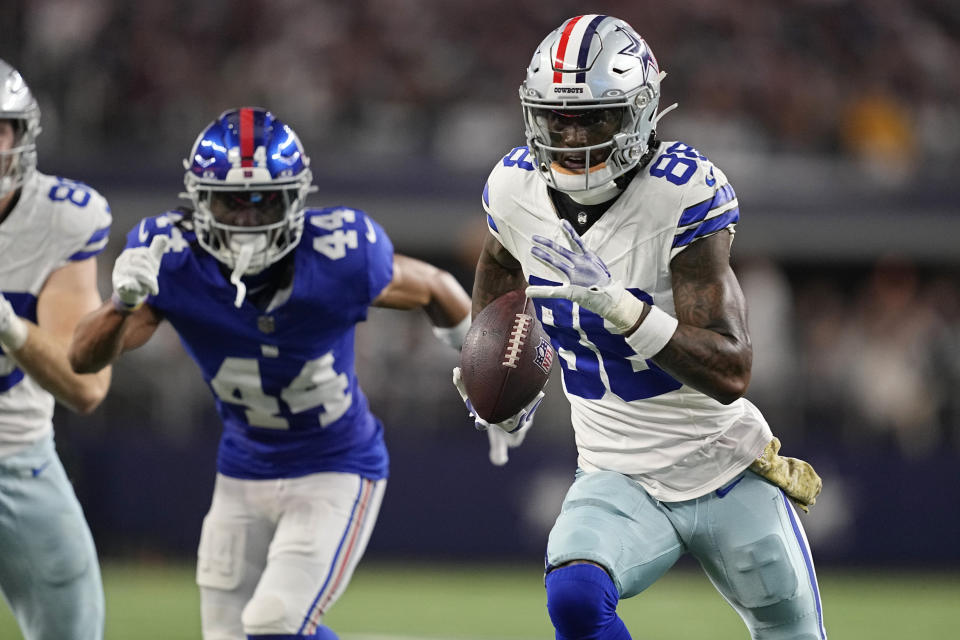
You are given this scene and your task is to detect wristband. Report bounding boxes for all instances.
[624,304,678,359]
[0,314,28,352]
[432,314,471,351]
[607,288,647,333]
[111,291,143,314]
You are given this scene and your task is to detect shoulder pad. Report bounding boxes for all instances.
[40,175,113,262]
[302,206,391,263]
[126,209,196,253]
[654,142,739,256]
[484,146,541,212]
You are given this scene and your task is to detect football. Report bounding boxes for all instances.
[459,289,554,424]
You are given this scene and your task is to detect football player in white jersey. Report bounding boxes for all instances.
[0,59,112,640]
[459,16,826,640]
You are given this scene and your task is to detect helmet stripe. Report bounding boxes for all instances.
[239,107,254,167]
[575,15,608,83]
[552,15,584,83]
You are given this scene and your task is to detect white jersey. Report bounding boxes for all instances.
[483,141,772,501]
[0,172,111,456]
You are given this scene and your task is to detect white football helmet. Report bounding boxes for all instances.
[520,16,666,192]
[0,59,41,199]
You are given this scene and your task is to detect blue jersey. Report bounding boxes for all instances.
[124,207,394,481]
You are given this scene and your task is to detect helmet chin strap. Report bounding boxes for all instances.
[229,242,255,308]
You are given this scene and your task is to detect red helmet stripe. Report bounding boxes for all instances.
[239,107,254,167]
[553,15,584,83]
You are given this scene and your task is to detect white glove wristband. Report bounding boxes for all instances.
[624,305,678,359]
[0,314,28,352]
[111,291,143,314]
[606,287,647,333]
[432,314,471,351]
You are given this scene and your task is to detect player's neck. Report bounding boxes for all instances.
[0,189,21,226]
[566,181,622,206]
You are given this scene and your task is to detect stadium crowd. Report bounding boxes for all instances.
[2,0,958,172]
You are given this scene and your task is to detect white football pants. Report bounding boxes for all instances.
[196,471,385,639]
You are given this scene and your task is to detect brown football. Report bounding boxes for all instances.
[459,289,554,424]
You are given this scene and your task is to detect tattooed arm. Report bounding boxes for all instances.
[472,234,528,317]
[649,230,752,404]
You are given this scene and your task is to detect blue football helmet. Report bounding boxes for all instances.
[0,59,41,199]
[182,107,314,275]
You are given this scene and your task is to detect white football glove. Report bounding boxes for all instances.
[485,418,536,467]
[432,313,471,351]
[452,366,543,466]
[526,220,645,334]
[112,235,170,311]
[0,292,28,352]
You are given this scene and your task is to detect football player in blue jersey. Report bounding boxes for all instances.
[459,15,827,640]
[0,59,112,640]
[69,107,472,640]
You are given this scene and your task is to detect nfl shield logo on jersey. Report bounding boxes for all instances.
[257,315,275,334]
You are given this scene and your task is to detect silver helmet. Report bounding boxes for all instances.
[520,16,665,192]
[0,59,41,199]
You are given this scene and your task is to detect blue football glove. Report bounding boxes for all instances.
[526,220,645,333]
[452,366,542,466]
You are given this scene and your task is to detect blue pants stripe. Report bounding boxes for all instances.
[781,491,826,639]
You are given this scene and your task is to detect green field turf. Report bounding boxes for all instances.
[0,561,957,638]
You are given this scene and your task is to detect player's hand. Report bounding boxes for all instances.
[0,292,28,351]
[432,314,471,351]
[453,366,543,465]
[749,437,823,512]
[526,220,645,333]
[485,416,536,466]
[112,235,169,311]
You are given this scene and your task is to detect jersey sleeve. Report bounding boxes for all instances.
[52,181,112,263]
[667,147,740,260]
[124,215,167,250]
[481,172,507,248]
[359,212,394,303]
[304,206,394,309]
[123,211,188,253]
[121,211,190,311]
[481,151,526,259]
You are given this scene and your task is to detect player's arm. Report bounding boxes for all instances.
[69,301,161,374]
[372,254,471,348]
[650,230,752,404]
[69,234,168,374]
[471,233,528,317]
[527,220,750,404]
[455,232,543,464]
[0,259,111,414]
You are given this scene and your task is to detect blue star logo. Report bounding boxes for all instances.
[617,27,659,81]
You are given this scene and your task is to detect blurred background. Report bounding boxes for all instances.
[2,0,960,603]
